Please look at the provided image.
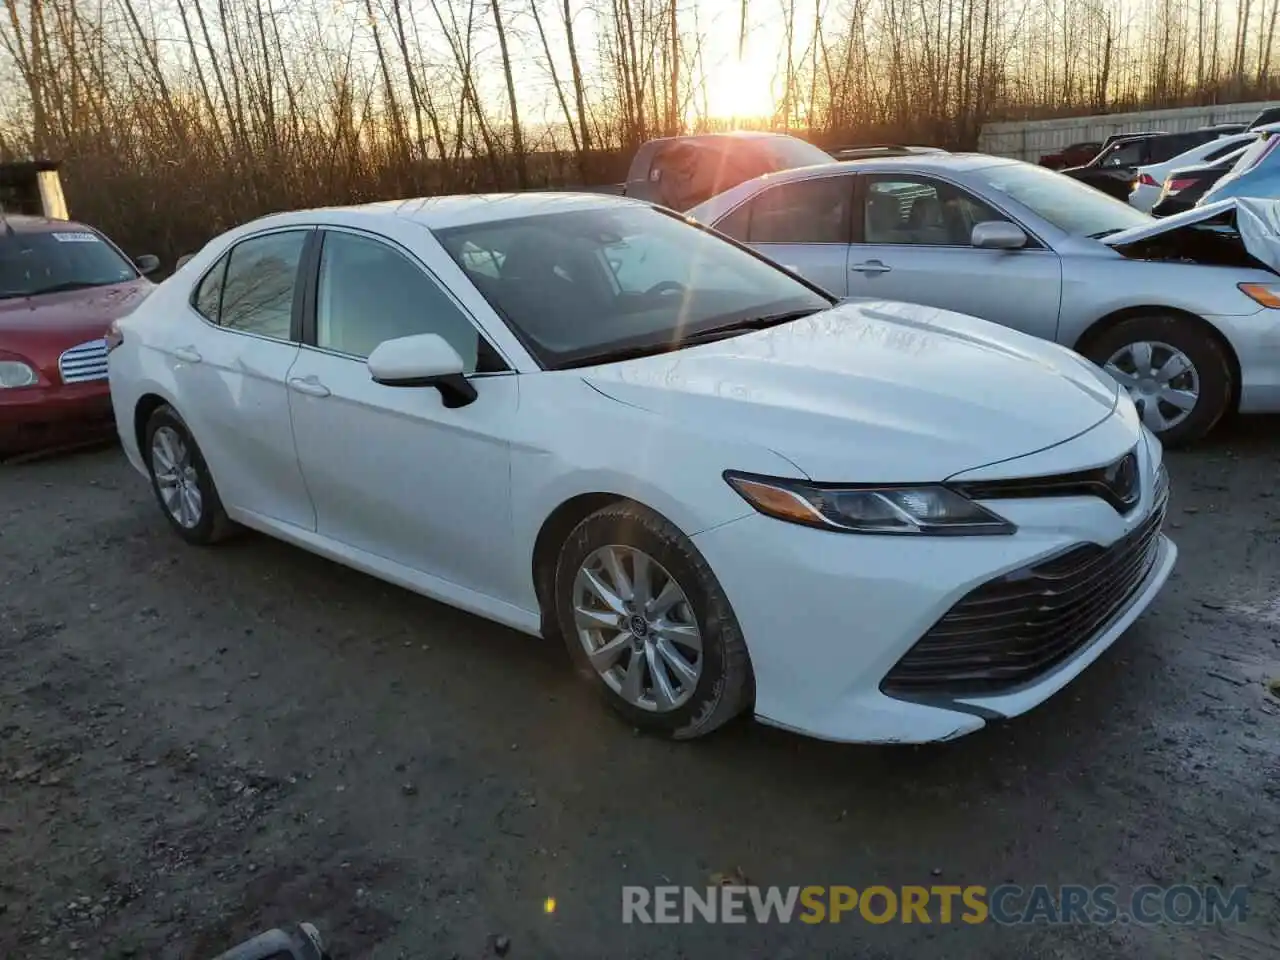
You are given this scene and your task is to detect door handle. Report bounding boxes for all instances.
[288,376,331,398]
[850,260,892,275]
[173,346,202,364]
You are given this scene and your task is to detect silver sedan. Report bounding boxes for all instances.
[689,155,1280,445]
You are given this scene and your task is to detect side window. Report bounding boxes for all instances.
[316,231,489,373]
[219,231,307,340]
[192,254,228,323]
[1101,141,1144,167]
[745,177,852,244]
[864,178,1007,246]
[1149,137,1193,163]
[713,202,752,242]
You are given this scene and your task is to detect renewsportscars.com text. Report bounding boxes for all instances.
[621,884,1249,926]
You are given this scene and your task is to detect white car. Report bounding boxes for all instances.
[1129,132,1256,211]
[106,194,1177,744]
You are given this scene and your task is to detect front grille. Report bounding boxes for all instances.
[882,487,1168,697]
[951,447,1142,515]
[58,338,109,383]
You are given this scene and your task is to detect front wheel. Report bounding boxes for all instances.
[553,502,754,739]
[1082,314,1234,447]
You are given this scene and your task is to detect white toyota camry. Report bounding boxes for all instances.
[106,193,1176,744]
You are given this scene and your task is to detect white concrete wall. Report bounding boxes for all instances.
[978,101,1278,161]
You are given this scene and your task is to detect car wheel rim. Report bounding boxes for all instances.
[151,426,203,529]
[572,545,703,713]
[1102,340,1200,433]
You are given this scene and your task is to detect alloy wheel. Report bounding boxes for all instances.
[151,425,203,529]
[571,545,703,712]
[1103,340,1200,433]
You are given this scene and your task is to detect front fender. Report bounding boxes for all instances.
[507,376,804,613]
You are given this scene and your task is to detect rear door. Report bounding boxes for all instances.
[713,173,855,296]
[177,228,316,529]
[844,174,1064,342]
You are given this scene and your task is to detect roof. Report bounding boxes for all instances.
[684,153,1023,223]
[740,153,1015,182]
[0,213,90,234]
[265,191,643,232]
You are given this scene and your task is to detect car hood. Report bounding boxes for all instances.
[0,279,153,342]
[580,301,1120,482]
[1101,197,1280,273]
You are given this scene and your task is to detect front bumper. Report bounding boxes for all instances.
[0,381,114,457]
[692,439,1176,744]
[1208,309,1280,413]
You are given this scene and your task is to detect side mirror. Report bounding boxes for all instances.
[367,333,477,408]
[971,221,1028,250]
[135,254,161,275]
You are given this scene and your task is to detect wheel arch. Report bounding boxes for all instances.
[1071,305,1243,412]
[530,492,629,638]
[133,392,173,457]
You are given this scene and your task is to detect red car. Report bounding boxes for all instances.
[0,215,158,458]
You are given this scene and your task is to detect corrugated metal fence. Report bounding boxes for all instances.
[978,101,1277,162]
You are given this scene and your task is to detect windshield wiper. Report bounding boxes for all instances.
[672,307,825,346]
[24,280,107,296]
[559,342,685,369]
[558,307,825,370]
[1088,228,1125,239]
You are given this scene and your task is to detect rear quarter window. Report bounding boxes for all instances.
[192,254,228,322]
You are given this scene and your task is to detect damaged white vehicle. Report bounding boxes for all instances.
[107,194,1176,745]
[690,157,1280,445]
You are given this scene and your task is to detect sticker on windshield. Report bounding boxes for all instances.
[52,231,100,243]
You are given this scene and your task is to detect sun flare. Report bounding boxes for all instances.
[703,55,778,122]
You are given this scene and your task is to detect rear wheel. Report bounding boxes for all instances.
[1083,313,1233,446]
[553,502,753,739]
[143,405,235,545]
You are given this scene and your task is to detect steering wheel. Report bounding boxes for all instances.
[644,280,686,297]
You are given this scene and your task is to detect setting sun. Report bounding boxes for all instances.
[702,54,779,121]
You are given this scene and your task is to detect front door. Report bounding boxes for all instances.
[285,227,517,599]
[845,175,1064,343]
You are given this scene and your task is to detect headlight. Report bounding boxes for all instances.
[0,360,37,388]
[724,471,1017,536]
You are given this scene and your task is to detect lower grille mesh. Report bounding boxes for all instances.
[882,489,1168,696]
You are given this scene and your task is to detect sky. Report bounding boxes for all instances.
[391,0,805,126]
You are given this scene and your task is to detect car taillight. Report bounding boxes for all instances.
[1167,178,1195,193]
[1137,173,1160,187]
[105,320,124,352]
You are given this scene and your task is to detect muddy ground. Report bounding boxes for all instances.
[1,424,1278,960]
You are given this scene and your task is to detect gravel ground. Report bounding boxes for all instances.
[1,424,1278,960]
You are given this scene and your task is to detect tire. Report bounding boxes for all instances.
[1082,313,1234,447]
[143,405,236,545]
[553,502,754,740]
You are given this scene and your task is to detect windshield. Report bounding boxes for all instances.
[435,205,832,369]
[971,162,1154,238]
[0,227,137,300]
